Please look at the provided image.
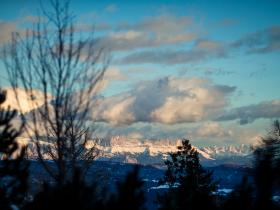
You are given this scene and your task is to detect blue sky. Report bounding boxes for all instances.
[0,0,280,146]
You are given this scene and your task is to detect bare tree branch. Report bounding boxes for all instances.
[3,0,109,185]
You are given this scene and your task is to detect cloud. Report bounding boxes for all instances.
[93,120,262,145]
[232,25,280,54]
[92,77,235,124]
[104,67,126,81]
[177,66,234,77]
[0,17,44,45]
[194,122,232,139]
[95,14,197,52]
[118,14,195,42]
[118,39,226,65]
[0,20,17,44]
[22,15,44,23]
[75,22,112,32]
[216,99,280,124]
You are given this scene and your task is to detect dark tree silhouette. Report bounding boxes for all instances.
[157,139,218,210]
[222,120,280,210]
[110,166,146,210]
[25,166,146,210]
[223,177,254,210]
[0,90,29,210]
[24,168,108,210]
[253,120,280,210]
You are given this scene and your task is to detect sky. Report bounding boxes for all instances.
[0,0,280,146]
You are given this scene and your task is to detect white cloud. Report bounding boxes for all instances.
[104,67,126,81]
[92,77,235,125]
[0,20,17,44]
[194,122,233,139]
[110,31,143,41]
[98,94,135,125]
[93,120,263,145]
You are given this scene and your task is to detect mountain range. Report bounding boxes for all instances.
[17,135,254,167]
[94,136,254,166]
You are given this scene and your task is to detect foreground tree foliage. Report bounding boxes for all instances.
[223,120,280,210]
[223,177,254,210]
[0,90,29,210]
[24,166,146,210]
[157,139,218,210]
[253,120,280,210]
[24,169,106,210]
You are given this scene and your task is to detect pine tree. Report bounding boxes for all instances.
[0,90,29,210]
[157,139,218,210]
[253,120,280,210]
[222,120,280,210]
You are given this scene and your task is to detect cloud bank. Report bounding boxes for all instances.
[118,39,226,65]
[232,25,280,54]
[0,20,17,44]
[216,99,280,124]
[92,77,236,124]
[95,15,197,52]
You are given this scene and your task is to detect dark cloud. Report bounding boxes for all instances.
[118,39,226,65]
[119,50,201,65]
[214,85,236,94]
[94,15,197,52]
[109,25,280,64]
[204,68,234,76]
[232,25,280,54]
[216,99,280,124]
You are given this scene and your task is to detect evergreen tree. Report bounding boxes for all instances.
[222,120,280,210]
[253,120,280,210]
[157,139,218,210]
[0,90,29,210]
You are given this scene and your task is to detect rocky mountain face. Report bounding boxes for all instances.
[17,136,254,167]
[94,136,254,166]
